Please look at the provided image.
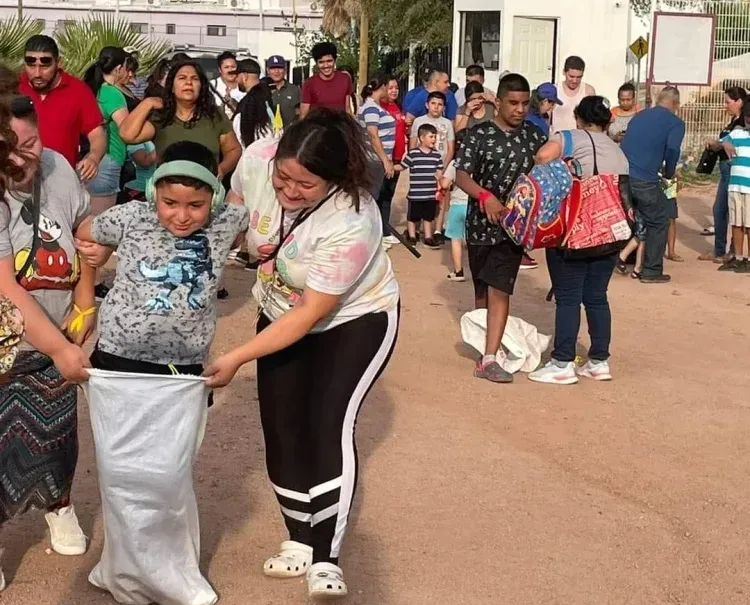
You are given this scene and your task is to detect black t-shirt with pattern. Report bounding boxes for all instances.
[455,120,545,246]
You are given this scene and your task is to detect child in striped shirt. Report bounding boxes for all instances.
[396,123,443,249]
[721,102,750,272]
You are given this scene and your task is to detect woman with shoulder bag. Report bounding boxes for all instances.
[530,96,629,385]
[698,86,746,264]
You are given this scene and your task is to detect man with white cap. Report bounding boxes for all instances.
[266,55,300,127]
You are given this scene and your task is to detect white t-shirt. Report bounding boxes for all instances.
[444,161,468,205]
[212,78,246,118]
[231,141,400,332]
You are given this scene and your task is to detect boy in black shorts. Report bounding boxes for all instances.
[398,123,443,249]
[455,73,546,383]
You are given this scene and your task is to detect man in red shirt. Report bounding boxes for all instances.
[19,35,105,181]
[300,42,353,118]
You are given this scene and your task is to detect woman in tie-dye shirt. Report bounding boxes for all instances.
[204,108,399,602]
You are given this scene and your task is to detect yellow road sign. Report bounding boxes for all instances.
[630,36,649,60]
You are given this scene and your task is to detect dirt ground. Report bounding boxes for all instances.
[1,184,749,605]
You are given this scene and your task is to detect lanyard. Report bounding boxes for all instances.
[262,186,341,265]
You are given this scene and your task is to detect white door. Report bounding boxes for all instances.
[510,17,555,87]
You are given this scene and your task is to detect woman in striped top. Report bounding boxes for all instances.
[358,74,398,246]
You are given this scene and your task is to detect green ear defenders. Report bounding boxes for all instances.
[145,160,226,212]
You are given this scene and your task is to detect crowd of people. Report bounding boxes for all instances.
[0,31,736,604]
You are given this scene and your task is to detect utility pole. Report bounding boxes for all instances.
[115,0,120,20]
[17,0,22,20]
[357,7,369,92]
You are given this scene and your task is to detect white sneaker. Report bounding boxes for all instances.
[0,567,5,592]
[381,241,392,251]
[263,541,313,578]
[529,361,578,385]
[307,562,348,599]
[45,505,87,556]
[577,360,612,381]
[383,235,400,246]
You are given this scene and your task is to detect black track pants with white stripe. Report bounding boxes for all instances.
[257,305,399,564]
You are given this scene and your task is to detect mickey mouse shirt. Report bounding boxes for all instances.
[0,149,89,350]
[231,140,399,331]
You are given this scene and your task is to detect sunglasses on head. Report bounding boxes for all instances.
[24,56,54,67]
[10,95,34,118]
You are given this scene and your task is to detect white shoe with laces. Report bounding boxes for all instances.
[576,360,612,381]
[529,361,578,385]
[307,562,348,599]
[383,235,400,246]
[45,505,87,556]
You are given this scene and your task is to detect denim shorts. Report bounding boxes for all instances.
[86,154,122,197]
[445,203,467,240]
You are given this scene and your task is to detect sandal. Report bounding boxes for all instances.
[307,562,348,599]
[701,227,715,236]
[616,258,628,275]
[631,270,642,279]
[263,541,313,578]
[665,254,684,263]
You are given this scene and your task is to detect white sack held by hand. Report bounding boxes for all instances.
[83,369,216,605]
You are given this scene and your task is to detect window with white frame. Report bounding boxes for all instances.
[130,22,149,34]
[206,25,227,37]
[459,11,501,70]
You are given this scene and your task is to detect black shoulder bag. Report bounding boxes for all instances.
[15,177,41,284]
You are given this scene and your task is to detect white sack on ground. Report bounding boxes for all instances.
[461,310,551,374]
[83,369,216,605]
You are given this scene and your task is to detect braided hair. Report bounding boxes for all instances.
[158,59,220,128]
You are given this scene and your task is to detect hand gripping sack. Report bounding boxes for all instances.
[83,369,216,605]
[501,159,574,251]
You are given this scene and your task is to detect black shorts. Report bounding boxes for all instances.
[468,239,524,297]
[667,197,678,220]
[407,199,437,222]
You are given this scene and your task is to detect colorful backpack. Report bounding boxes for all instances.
[501,159,577,251]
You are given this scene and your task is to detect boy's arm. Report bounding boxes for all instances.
[444,141,455,169]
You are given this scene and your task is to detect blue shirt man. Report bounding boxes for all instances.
[404,69,458,120]
[622,104,685,182]
[620,87,685,282]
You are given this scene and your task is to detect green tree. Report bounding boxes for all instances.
[54,13,171,78]
[369,0,452,50]
[0,16,44,69]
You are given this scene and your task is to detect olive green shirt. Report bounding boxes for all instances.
[150,111,232,160]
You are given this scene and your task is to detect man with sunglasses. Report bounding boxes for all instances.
[19,35,106,182]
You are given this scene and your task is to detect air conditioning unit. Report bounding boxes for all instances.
[230,0,240,7]
[147,0,161,6]
[310,1,321,11]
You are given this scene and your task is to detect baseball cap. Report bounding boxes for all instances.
[266,55,286,69]
[537,82,562,105]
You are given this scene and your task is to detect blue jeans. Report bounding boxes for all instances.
[546,249,617,362]
[629,178,668,277]
[377,175,397,234]
[713,160,731,257]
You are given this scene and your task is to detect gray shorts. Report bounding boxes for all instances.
[667,197,678,220]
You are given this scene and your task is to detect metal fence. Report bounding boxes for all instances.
[644,0,750,156]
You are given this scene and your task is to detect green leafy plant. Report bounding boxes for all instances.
[0,16,44,69]
[54,13,172,77]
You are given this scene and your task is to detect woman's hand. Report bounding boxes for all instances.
[75,239,113,268]
[51,343,90,383]
[466,99,483,115]
[383,158,395,179]
[203,353,243,388]
[706,139,722,152]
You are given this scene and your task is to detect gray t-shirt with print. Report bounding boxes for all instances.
[92,201,249,365]
[557,129,630,176]
[0,149,90,350]
[410,115,455,164]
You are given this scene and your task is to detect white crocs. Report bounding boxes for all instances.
[307,562,348,599]
[263,541,313,578]
[44,505,87,556]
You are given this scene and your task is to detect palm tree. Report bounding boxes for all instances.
[0,16,44,69]
[321,0,369,91]
[54,13,172,78]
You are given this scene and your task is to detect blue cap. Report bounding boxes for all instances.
[266,55,286,69]
[537,82,562,105]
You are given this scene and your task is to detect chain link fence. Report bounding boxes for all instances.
[643,0,750,156]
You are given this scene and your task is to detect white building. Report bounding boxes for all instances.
[451,0,631,101]
[0,0,323,73]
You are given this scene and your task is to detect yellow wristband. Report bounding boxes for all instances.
[68,304,96,336]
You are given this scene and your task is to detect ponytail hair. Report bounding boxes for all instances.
[361,72,391,102]
[84,46,130,96]
[275,108,372,211]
